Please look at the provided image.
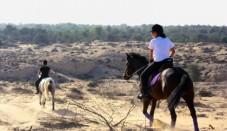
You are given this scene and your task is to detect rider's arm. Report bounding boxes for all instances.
[149,49,153,61]
[38,70,41,75]
[49,69,54,74]
[169,47,175,57]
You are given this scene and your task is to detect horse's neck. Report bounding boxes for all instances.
[137,64,148,77]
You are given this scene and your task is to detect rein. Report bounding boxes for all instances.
[127,64,148,79]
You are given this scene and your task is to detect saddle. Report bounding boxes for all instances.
[150,59,173,86]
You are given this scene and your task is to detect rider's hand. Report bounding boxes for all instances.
[149,59,154,63]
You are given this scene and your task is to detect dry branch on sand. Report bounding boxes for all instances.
[68,99,138,131]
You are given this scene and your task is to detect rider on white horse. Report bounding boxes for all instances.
[35,60,51,94]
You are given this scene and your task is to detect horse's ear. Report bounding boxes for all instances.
[126,53,130,58]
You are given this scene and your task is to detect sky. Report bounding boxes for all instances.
[0,0,226,26]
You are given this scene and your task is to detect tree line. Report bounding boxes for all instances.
[0,23,227,45]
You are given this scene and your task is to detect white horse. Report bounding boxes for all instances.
[38,77,55,110]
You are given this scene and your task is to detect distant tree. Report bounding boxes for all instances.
[196,34,209,42]
[95,26,103,39]
[222,36,227,43]
[1,24,227,44]
[33,34,49,44]
[0,39,3,45]
[3,25,17,35]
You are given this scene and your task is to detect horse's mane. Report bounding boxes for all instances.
[128,52,148,63]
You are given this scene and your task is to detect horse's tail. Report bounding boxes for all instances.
[44,79,51,100]
[168,74,189,109]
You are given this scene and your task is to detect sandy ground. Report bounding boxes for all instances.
[0,42,227,130]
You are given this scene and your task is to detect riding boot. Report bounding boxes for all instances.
[35,86,39,94]
[137,85,149,100]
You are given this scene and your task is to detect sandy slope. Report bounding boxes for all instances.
[0,42,227,130]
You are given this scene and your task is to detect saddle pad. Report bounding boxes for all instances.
[150,73,161,86]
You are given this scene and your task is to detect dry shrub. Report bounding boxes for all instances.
[219,103,227,108]
[87,88,98,94]
[194,101,210,108]
[11,87,33,94]
[87,80,99,87]
[87,86,127,99]
[187,64,201,82]
[70,88,83,94]
[102,91,127,99]
[116,75,123,79]
[28,81,35,86]
[40,117,85,129]
[55,97,67,104]
[51,48,59,52]
[0,119,10,125]
[197,114,208,118]
[0,88,6,93]
[198,90,213,97]
[67,88,84,100]
[216,112,224,116]
[108,42,116,47]
[67,93,84,100]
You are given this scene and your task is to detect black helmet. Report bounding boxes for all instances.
[150,24,166,38]
[150,24,163,34]
[43,60,47,65]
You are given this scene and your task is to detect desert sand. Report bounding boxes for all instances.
[0,41,226,131]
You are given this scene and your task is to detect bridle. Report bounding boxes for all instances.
[125,64,148,79]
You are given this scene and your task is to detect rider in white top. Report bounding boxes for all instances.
[149,37,175,62]
[138,24,175,100]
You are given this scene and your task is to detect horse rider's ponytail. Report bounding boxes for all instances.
[159,32,166,38]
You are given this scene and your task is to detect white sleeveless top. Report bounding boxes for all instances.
[148,37,175,62]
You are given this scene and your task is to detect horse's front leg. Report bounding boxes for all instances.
[39,93,42,105]
[143,99,153,126]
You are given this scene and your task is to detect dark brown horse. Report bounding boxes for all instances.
[123,53,199,131]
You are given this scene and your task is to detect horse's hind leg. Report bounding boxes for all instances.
[42,95,46,107]
[168,107,177,128]
[183,96,199,131]
[51,90,55,110]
